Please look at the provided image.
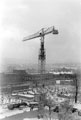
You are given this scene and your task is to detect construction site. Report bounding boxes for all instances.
[0,25,81,120]
[0,0,81,120]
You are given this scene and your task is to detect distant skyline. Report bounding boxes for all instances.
[0,0,81,66]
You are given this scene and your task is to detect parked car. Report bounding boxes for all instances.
[53,106,59,113]
[28,102,39,110]
[71,108,78,113]
[8,102,27,110]
[8,103,20,110]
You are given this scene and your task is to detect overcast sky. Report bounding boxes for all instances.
[0,0,81,65]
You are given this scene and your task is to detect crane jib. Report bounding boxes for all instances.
[23,26,58,41]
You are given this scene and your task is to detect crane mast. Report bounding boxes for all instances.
[38,29,45,73]
[23,26,58,74]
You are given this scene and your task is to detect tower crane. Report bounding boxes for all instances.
[23,26,58,74]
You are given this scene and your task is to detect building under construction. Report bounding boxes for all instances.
[0,69,77,94]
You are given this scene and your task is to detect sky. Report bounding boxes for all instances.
[0,0,81,66]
